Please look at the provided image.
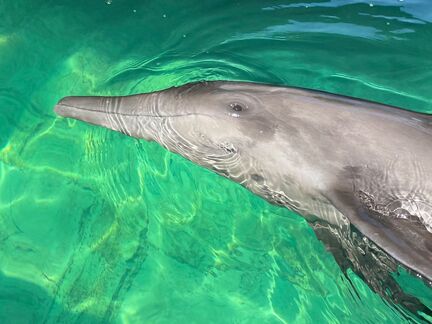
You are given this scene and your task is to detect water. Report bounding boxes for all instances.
[0,0,431,323]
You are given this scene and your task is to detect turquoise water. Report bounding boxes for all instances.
[1,0,432,323]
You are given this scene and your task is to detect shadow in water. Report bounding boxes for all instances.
[0,271,101,324]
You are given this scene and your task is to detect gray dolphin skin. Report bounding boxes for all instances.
[54,81,432,293]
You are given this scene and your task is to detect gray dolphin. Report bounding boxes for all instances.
[54,81,432,290]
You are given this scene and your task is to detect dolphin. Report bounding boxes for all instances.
[54,81,432,306]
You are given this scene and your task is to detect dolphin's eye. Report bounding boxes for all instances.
[230,103,244,112]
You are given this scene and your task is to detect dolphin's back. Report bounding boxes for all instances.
[214,82,432,282]
[262,85,432,281]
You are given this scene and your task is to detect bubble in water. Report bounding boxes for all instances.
[133,9,136,13]
[105,0,112,4]
[369,3,374,7]
[162,14,167,18]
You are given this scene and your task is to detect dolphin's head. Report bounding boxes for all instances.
[55,81,279,182]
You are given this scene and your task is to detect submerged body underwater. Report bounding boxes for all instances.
[1,0,432,323]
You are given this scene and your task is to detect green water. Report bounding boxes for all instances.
[1,0,432,323]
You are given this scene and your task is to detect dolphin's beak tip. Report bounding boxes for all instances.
[53,102,61,114]
[54,96,78,117]
[54,101,66,117]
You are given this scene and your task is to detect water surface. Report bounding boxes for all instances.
[0,0,432,323]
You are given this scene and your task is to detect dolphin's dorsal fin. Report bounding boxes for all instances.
[325,186,432,283]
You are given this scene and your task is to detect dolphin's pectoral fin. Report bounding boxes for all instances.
[325,188,432,283]
[318,188,432,318]
[311,221,432,318]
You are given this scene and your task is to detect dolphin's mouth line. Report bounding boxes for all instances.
[55,103,206,119]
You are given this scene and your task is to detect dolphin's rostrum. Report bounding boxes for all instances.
[54,81,432,312]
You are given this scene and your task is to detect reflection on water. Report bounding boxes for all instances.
[263,0,432,23]
[0,0,431,322]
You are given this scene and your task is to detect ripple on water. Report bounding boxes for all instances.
[0,0,431,322]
